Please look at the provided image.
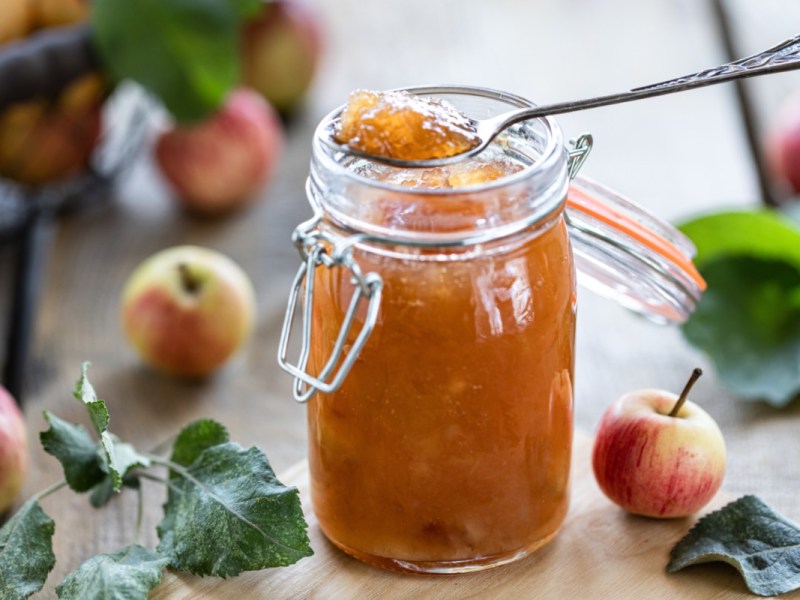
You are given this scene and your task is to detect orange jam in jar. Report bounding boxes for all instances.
[279,87,704,574]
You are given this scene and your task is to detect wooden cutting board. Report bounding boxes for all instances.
[150,432,777,599]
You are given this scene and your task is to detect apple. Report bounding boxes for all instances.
[0,0,104,187]
[0,74,104,185]
[241,0,322,115]
[0,386,28,514]
[32,0,90,29]
[121,246,257,378]
[155,88,284,216]
[592,369,726,518]
[766,93,800,195]
[0,0,33,44]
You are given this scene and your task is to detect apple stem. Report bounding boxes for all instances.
[668,368,703,417]
[178,263,201,295]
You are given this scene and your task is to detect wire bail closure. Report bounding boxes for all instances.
[277,212,384,403]
[567,133,593,180]
[278,134,592,402]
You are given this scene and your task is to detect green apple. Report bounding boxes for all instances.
[121,246,256,378]
[592,369,727,518]
[0,386,28,513]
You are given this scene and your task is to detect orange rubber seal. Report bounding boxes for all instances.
[567,185,706,292]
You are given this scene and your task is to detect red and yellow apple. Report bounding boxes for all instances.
[121,246,257,378]
[592,370,726,518]
[155,88,284,215]
[0,386,28,513]
[241,0,322,115]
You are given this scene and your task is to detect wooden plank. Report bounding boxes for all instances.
[152,432,782,600]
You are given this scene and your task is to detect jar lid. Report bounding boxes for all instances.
[566,176,705,324]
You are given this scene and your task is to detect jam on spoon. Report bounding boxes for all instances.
[333,89,480,162]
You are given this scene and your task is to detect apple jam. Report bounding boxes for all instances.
[307,115,576,571]
[333,89,480,161]
[283,87,705,573]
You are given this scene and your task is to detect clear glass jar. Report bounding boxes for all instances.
[279,86,703,574]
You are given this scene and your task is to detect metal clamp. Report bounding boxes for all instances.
[567,133,593,180]
[277,215,383,403]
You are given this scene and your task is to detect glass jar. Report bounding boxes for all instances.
[279,86,703,574]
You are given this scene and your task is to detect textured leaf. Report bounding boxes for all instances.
[170,419,229,468]
[71,364,143,492]
[102,436,151,492]
[40,411,105,492]
[157,442,312,576]
[92,0,250,122]
[73,362,109,434]
[682,257,800,406]
[89,474,141,509]
[0,500,56,600]
[56,545,170,600]
[668,495,800,596]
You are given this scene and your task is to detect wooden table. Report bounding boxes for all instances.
[3,0,800,597]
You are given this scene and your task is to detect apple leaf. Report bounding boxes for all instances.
[55,545,170,600]
[71,364,151,492]
[169,419,230,469]
[668,495,800,596]
[0,500,56,600]
[88,474,141,509]
[156,442,313,576]
[40,411,106,493]
[92,0,253,123]
[73,362,109,434]
[679,211,800,406]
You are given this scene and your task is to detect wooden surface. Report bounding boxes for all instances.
[1,0,799,598]
[150,432,787,600]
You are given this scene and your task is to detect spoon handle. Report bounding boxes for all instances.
[505,33,800,125]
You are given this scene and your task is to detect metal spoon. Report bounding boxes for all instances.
[323,33,800,168]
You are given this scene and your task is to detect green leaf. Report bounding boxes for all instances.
[40,411,106,493]
[680,210,800,270]
[55,545,170,600]
[73,362,109,434]
[156,442,312,577]
[682,257,800,406]
[89,474,141,509]
[170,419,230,469]
[102,437,151,492]
[92,0,250,122]
[0,500,56,600]
[679,211,800,405]
[233,0,264,19]
[71,364,144,492]
[668,495,800,596]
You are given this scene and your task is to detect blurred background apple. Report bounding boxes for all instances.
[0,386,28,514]
[241,0,322,116]
[154,88,284,216]
[0,0,104,186]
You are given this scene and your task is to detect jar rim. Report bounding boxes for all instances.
[311,85,566,197]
